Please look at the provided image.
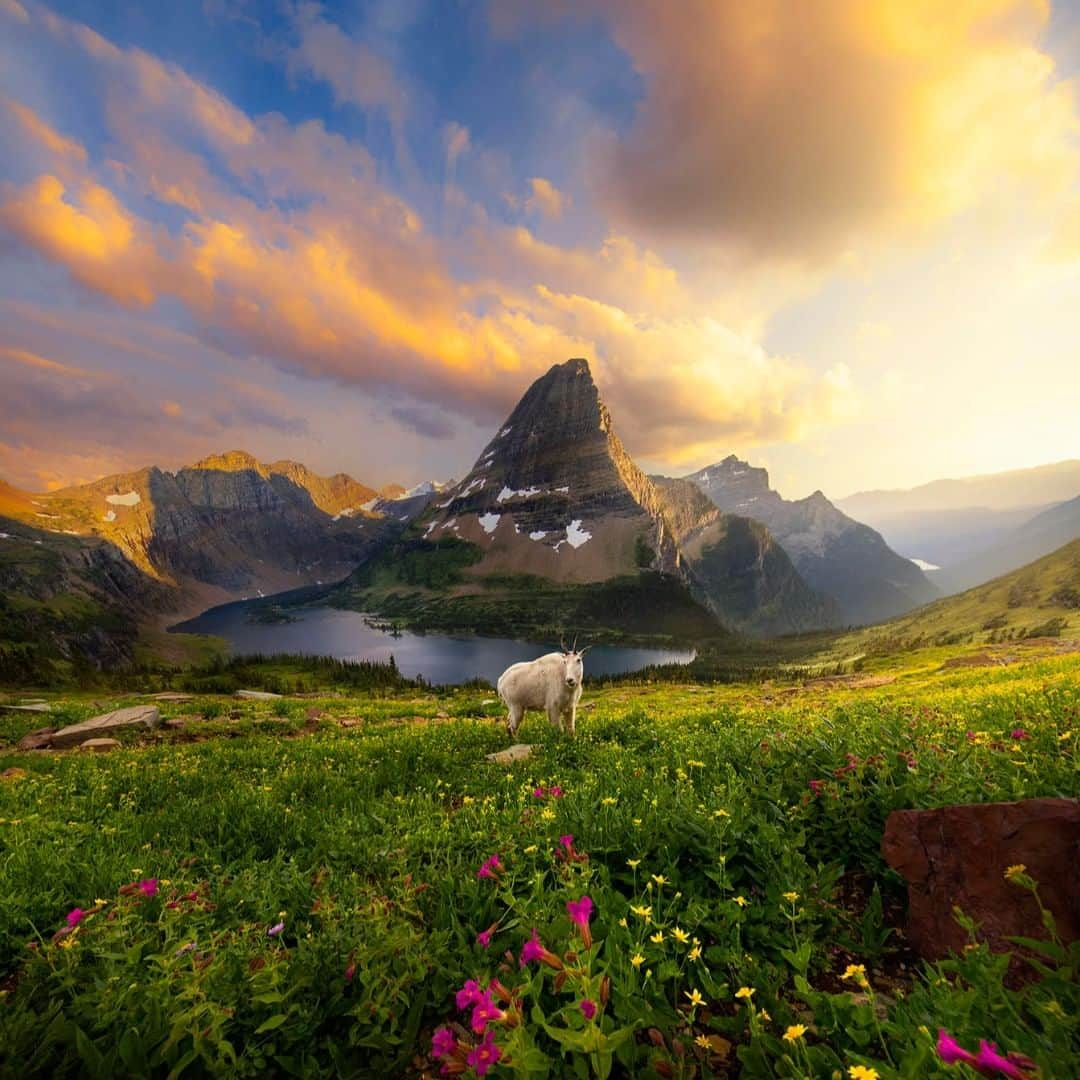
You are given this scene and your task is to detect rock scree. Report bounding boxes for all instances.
[882,797,1080,965]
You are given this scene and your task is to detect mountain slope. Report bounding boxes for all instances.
[932,496,1080,595]
[651,477,838,636]
[333,359,833,640]
[836,539,1080,654]
[681,456,936,624]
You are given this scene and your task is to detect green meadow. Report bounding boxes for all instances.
[0,645,1076,1078]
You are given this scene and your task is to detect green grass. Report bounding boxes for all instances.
[0,644,1076,1077]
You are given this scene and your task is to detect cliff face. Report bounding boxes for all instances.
[684,456,938,624]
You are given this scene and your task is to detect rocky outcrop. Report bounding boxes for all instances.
[683,456,938,625]
[882,798,1080,964]
[49,705,161,748]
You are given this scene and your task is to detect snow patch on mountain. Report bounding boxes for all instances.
[907,557,941,571]
[478,512,501,534]
[106,491,141,506]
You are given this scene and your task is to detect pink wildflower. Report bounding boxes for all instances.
[579,998,597,1020]
[344,961,356,982]
[267,921,285,937]
[455,979,486,1010]
[470,993,504,1034]
[808,779,824,797]
[975,1041,1036,1079]
[431,1026,456,1059]
[476,854,502,880]
[532,786,545,798]
[566,895,593,928]
[476,923,496,949]
[466,1029,501,1077]
[520,927,544,967]
[66,908,86,928]
[549,786,564,797]
[559,834,574,850]
[937,1029,977,1067]
[1010,729,1030,741]
[138,878,158,897]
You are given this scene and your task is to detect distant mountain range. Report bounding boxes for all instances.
[837,460,1080,591]
[1,357,1075,672]
[674,456,937,624]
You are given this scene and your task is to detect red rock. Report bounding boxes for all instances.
[882,798,1080,966]
[16,728,56,751]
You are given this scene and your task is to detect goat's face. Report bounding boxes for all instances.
[563,651,584,690]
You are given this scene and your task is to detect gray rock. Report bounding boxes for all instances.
[0,702,51,713]
[147,692,194,701]
[51,705,161,749]
[79,738,122,752]
[235,690,283,700]
[485,743,533,765]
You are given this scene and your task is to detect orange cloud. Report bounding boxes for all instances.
[563,0,1080,263]
[0,344,101,379]
[2,96,87,164]
[0,175,159,305]
[524,177,568,219]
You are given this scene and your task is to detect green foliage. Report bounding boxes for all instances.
[634,535,656,569]
[0,652,1076,1075]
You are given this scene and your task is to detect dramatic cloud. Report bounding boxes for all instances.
[538,0,1080,263]
[524,177,568,219]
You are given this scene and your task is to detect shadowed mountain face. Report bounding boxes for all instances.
[682,456,937,625]
[1,453,425,620]
[335,360,836,639]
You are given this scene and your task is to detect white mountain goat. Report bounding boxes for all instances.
[497,641,591,738]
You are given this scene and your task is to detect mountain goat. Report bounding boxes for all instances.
[497,642,591,738]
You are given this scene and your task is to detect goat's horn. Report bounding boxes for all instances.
[572,634,578,652]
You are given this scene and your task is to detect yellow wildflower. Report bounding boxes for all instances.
[713,808,730,818]
[672,927,690,944]
[783,891,799,903]
[685,988,706,1008]
[626,858,641,869]
[632,818,642,826]
[650,931,664,944]
[842,963,868,986]
[783,1024,807,1042]
[652,874,668,886]
[630,952,645,968]
[848,1068,879,1080]
[688,944,702,961]
[759,1009,771,1022]
[735,986,755,1000]
[540,807,556,821]
[602,797,617,806]
[630,904,652,919]
[695,1034,711,1048]
[733,895,749,907]
[618,917,628,928]
[462,796,475,805]
[687,759,705,768]
[1004,864,1026,881]
[524,844,538,854]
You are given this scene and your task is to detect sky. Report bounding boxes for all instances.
[1,0,1079,500]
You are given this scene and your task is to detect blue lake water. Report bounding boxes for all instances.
[173,600,695,686]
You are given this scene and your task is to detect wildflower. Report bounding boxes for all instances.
[66,908,86,928]
[668,926,688,944]
[712,808,730,818]
[975,1042,1036,1079]
[650,931,665,944]
[733,895,749,908]
[520,928,543,966]
[567,895,593,926]
[579,998,597,1020]
[540,807,556,821]
[759,1009,771,1022]
[532,786,546,798]
[477,854,502,880]
[1004,864,1026,882]
[651,874,668,886]
[477,925,495,949]
[848,1068,879,1080]
[688,944,702,961]
[431,1026,456,1058]
[695,1034,711,1048]
[559,834,574,849]
[1010,728,1030,740]
[524,844,538,854]
[626,858,641,869]
[470,994,504,1034]
[602,797,617,806]
[688,759,705,767]
[466,1029,502,1077]
[809,779,825,797]
[783,891,799,903]
[685,989,706,1008]
[842,963,868,986]
[456,979,487,1010]
[267,922,285,937]
[783,1024,807,1042]
[937,1029,977,1066]
[138,879,158,898]
[630,952,645,968]
[175,942,196,956]
[735,986,755,1000]
[549,785,564,797]
[630,904,652,919]
[344,961,356,981]
[632,817,642,826]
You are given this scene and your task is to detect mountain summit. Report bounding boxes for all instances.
[684,456,937,624]
[335,359,835,638]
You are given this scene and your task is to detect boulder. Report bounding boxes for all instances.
[146,692,194,702]
[235,690,282,700]
[0,702,51,713]
[1,767,28,781]
[17,727,57,751]
[50,705,161,749]
[79,738,121,752]
[882,798,1080,964]
[485,743,533,765]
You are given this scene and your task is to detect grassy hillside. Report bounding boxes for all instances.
[0,644,1075,1075]
[835,538,1080,656]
